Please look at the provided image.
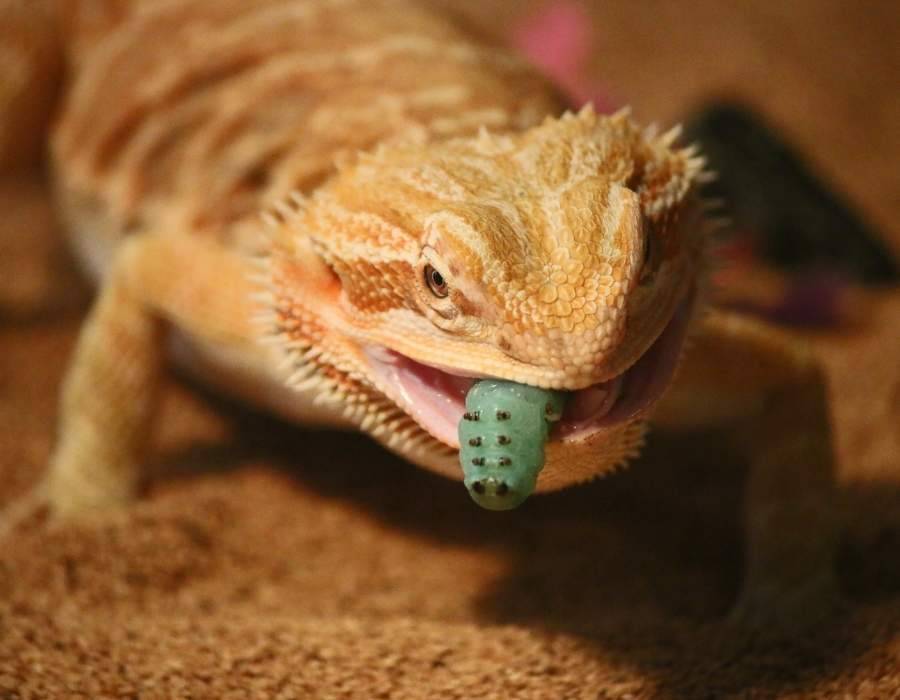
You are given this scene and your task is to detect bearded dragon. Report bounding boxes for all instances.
[1,0,838,628]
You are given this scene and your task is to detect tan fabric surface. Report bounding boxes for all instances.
[2,2,899,698]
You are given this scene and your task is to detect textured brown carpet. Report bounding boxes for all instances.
[2,2,899,698]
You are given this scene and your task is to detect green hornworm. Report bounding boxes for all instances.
[458,379,567,510]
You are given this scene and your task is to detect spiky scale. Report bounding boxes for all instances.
[458,379,566,510]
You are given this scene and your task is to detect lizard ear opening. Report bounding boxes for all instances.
[300,234,343,296]
[269,231,342,310]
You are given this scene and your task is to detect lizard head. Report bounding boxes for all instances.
[266,106,710,490]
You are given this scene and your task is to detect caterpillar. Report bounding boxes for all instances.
[458,380,567,510]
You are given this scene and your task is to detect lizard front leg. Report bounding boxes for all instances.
[654,310,838,632]
[44,233,260,517]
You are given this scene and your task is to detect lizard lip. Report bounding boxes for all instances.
[363,293,693,449]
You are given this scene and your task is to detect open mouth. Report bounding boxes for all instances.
[363,293,694,449]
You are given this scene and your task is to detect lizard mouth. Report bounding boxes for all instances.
[363,294,693,450]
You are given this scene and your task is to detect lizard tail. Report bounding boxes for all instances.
[0,2,68,318]
[0,1,64,172]
[0,1,136,318]
[0,0,137,171]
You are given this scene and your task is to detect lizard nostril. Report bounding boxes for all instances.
[471,480,486,495]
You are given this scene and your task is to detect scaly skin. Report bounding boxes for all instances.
[2,0,838,631]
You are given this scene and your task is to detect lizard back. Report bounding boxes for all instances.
[51,0,564,277]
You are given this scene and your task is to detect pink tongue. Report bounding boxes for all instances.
[388,355,474,448]
[431,371,474,402]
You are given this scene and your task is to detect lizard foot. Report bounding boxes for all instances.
[0,470,138,541]
[44,469,140,519]
[0,483,52,541]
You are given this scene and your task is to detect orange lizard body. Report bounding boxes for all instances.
[1,0,838,630]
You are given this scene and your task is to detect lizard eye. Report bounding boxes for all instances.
[424,264,449,298]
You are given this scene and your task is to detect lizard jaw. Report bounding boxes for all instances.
[362,293,694,450]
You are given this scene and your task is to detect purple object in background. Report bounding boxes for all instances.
[771,273,846,327]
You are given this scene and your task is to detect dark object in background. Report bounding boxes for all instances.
[683,103,899,285]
